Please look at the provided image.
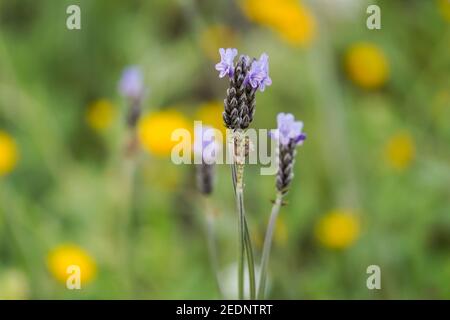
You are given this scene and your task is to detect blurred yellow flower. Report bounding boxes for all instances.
[0,269,29,300]
[47,244,97,285]
[195,101,225,134]
[0,131,18,176]
[438,0,450,21]
[384,132,416,171]
[315,209,360,249]
[201,25,238,61]
[85,99,116,131]
[138,109,191,156]
[241,0,316,47]
[345,42,389,89]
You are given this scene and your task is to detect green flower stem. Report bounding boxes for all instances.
[231,161,256,299]
[236,186,245,300]
[258,192,283,299]
[243,217,256,300]
[230,130,256,300]
[118,155,137,296]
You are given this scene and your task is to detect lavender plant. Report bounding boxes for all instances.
[258,113,306,299]
[119,66,145,130]
[216,48,272,299]
[117,66,147,294]
[194,125,217,195]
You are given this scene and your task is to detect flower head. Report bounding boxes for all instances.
[246,53,272,92]
[241,0,316,47]
[270,113,306,194]
[47,244,97,285]
[85,99,116,131]
[138,109,191,157]
[0,131,18,176]
[345,42,389,89]
[193,125,220,164]
[271,113,306,146]
[220,49,272,130]
[118,66,144,100]
[384,132,415,171]
[194,125,219,195]
[215,48,238,78]
[315,209,360,250]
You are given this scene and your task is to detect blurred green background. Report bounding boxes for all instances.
[0,0,449,299]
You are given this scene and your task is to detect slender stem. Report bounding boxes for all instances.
[230,131,256,300]
[119,155,136,296]
[258,192,283,299]
[117,130,139,296]
[243,217,256,300]
[231,162,237,191]
[236,187,245,300]
[236,189,257,300]
[231,162,256,299]
[230,133,244,299]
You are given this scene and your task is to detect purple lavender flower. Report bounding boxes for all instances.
[193,125,220,164]
[118,66,144,100]
[245,53,272,92]
[215,48,238,78]
[270,113,306,194]
[220,50,272,130]
[271,113,306,146]
[194,125,219,195]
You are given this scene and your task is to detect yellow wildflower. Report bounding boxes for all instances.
[316,209,360,249]
[0,131,18,176]
[85,99,116,131]
[241,0,316,47]
[384,132,416,171]
[47,244,97,285]
[438,0,450,21]
[138,109,191,157]
[200,25,238,61]
[272,2,316,46]
[345,42,389,89]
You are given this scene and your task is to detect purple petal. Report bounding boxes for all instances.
[295,133,307,145]
[119,66,144,99]
[216,48,238,78]
[274,113,306,146]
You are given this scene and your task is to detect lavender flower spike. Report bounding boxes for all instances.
[194,125,219,195]
[246,53,272,92]
[271,113,306,146]
[193,125,220,165]
[215,48,238,78]
[118,66,144,100]
[270,113,306,194]
[223,55,250,130]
